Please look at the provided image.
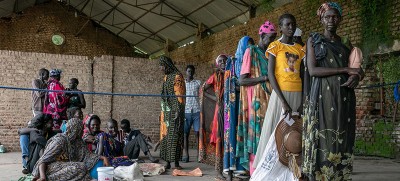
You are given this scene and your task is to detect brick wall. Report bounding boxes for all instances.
[0,50,214,151]
[0,1,134,58]
[0,50,92,151]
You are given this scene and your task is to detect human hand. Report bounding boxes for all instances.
[86,135,95,143]
[297,104,303,114]
[101,156,110,166]
[341,75,360,88]
[33,176,46,181]
[261,76,268,83]
[282,103,292,118]
[346,68,362,77]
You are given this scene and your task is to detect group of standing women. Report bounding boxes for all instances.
[158,2,363,181]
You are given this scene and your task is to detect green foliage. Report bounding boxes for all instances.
[381,56,400,116]
[382,56,400,84]
[259,0,276,12]
[354,119,396,158]
[356,0,393,58]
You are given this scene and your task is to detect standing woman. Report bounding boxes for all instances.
[201,54,227,180]
[43,69,68,130]
[237,21,276,175]
[302,2,363,180]
[253,14,305,169]
[159,56,186,169]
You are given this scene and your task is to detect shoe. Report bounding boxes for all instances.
[22,168,29,174]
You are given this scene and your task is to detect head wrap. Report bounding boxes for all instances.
[234,36,251,77]
[215,54,228,67]
[159,56,179,74]
[64,118,83,141]
[317,2,343,19]
[294,28,302,37]
[49,69,62,77]
[259,21,276,35]
[29,113,46,129]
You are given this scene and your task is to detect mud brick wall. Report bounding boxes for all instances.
[0,0,134,58]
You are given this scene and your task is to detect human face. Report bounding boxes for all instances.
[280,18,296,37]
[42,71,49,82]
[74,110,83,120]
[90,119,100,133]
[68,79,77,89]
[248,38,255,46]
[216,56,227,70]
[44,121,53,132]
[107,122,118,138]
[186,67,195,77]
[120,123,130,133]
[321,9,341,32]
[261,33,277,49]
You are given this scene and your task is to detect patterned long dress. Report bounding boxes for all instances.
[236,45,271,171]
[43,78,68,130]
[198,71,225,172]
[160,73,186,163]
[223,58,245,174]
[32,118,99,181]
[302,33,356,181]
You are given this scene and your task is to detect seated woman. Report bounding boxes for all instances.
[60,107,83,133]
[82,115,103,152]
[32,118,110,181]
[96,119,124,159]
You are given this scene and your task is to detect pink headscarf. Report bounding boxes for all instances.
[259,21,276,35]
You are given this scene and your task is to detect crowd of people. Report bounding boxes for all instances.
[158,2,364,181]
[20,69,159,180]
[18,2,364,181]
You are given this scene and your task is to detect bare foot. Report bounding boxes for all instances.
[215,172,226,181]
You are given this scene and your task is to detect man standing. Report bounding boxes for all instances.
[20,69,49,174]
[182,65,201,163]
[32,68,49,117]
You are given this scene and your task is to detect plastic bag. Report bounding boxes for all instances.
[114,162,144,181]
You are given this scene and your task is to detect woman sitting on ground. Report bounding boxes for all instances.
[82,115,103,152]
[96,119,124,159]
[32,118,110,181]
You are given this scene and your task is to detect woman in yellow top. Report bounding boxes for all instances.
[253,13,305,169]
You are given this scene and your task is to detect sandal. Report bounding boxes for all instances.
[214,176,226,181]
[174,166,183,170]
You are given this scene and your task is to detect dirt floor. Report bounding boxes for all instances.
[1,149,399,181]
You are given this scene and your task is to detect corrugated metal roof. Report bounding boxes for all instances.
[1,0,264,56]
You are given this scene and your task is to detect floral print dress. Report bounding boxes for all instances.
[302,33,356,181]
